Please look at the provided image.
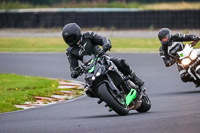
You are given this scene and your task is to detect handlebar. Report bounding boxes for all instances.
[96,49,106,58]
[75,49,107,75]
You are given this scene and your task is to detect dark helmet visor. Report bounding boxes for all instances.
[65,34,78,44]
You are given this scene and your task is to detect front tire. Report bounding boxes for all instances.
[98,83,129,116]
[197,67,200,75]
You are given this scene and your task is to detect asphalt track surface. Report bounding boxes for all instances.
[0,52,200,133]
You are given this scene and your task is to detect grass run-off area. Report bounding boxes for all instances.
[0,2,199,10]
[0,74,59,113]
[0,37,160,52]
[0,73,83,113]
[0,37,199,52]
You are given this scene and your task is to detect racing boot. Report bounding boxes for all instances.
[193,80,200,88]
[130,72,145,98]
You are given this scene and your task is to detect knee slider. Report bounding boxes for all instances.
[180,74,188,82]
[180,73,193,82]
[86,90,96,98]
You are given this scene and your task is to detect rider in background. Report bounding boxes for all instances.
[62,23,145,95]
[158,28,200,87]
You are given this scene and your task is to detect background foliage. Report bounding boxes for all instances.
[1,0,199,6]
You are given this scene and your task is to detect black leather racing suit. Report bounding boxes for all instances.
[159,33,199,82]
[66,31,133,78]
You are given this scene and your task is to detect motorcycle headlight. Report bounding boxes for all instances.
[96,68,102,77]
[96,72,101,77]
[190,50,198,60]
[92,76,96,81]
[181,58,191,66]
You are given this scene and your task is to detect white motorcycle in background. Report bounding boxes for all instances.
[177,42,200,86]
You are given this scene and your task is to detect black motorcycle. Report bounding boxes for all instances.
[76,51,151,116]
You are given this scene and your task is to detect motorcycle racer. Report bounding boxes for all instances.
[62,23,145,93]
[158,28,200,87]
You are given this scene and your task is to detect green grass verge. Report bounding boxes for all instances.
[0,37,66,52]
[0,1,200,10]
[1,37,199,52]
[111,38,161,52]
[0,73,61,113]
[0,37,162,52]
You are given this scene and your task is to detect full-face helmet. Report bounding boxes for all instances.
[158,28,172,45]
[62,23,82,47]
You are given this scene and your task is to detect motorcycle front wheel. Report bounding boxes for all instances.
[98,83,129,116]
[197,67,200,75]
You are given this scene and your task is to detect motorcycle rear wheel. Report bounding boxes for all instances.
[98,83,129,116]
[136,93,151,113]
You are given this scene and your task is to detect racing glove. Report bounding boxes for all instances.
[191,37,200,46]
[102,38,112,52]
[192,36,200,42]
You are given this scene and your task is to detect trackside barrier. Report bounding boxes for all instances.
[0,9,199,29]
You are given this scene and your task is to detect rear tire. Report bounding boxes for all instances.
[136,93,151,113]
[98,83,129,116]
